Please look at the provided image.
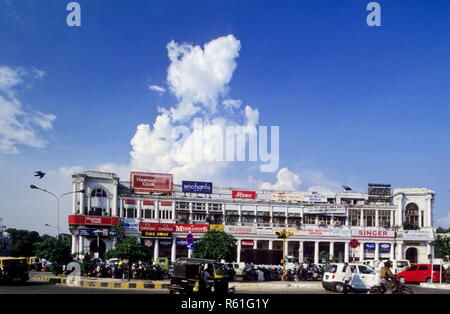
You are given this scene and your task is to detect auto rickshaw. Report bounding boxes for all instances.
[0,257,29,283]
[28,256,42,271]
[169,258,232,295]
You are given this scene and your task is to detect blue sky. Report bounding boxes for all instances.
[0,0,449,234]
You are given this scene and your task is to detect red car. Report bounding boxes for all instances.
[397,264,447,284]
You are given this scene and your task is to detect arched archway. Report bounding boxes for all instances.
[405,247,418,264]
[90,239,106,258]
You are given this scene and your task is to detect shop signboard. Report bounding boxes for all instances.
[241,240,254,246]
[232,190,256,199]
[303,206,346,214]
[298,227,350,237]
[364,243,376,251]
[159,240,172,247]
[402,230,432,239]
[224,225,256,234]
[175,224,209,233]
[303,193,327,203]
[177,239,198,246]
[142,231,172,238]
[351,229,395,238]
[130,171,173,193]
[182,181,213,194]
[210,224,224,231]
[139,222,175,232]
[68,215,120,226]
[123,218,139,231]
[78,228,115,237]
[144,239,153,247]
[379,243,391,252]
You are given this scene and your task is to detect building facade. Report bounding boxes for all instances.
[68,171,436,265]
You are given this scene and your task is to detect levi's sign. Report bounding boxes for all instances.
[182,181,213,194]
[130,171,173,193]
[232,190,256,199]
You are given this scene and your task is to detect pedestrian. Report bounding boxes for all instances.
[343,262,353,294]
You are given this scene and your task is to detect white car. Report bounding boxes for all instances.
[322,263,380,293]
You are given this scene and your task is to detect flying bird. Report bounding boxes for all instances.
[341,185,352,191]
[34,171,46,179]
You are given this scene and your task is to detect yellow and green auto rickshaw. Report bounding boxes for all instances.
[0,257,29,283]
[169,258,232,295]
[27,256,42,271]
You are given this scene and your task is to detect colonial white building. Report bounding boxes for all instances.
[68,170,436,265]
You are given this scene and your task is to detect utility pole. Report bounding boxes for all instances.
[275,229,294,281]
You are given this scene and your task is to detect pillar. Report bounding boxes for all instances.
[360,209,364,227]
[154,239,159,261]
[390,243,395,260]
[72,182,77,214]
[188,202,193,222]
[375,210,379,227]
[137,200,142,219]
[237,240,241,263]
[397,242,403,260]
[284,240,288,258]
[375,242,379,260]
[71,235,78,255]
[269,240,273,250]
[298,241,304,263]
[253,240,258,250]
[329,241,334,261]
[344,242,349,263]
[80,180,86,214]
[171,236,177,263]
[112,180,119,217]
[426,197,432,227]
[360,242,365,262]
[314,241,319,265]
[390,210,394,227]
[79,236,84,254]
[156,201,160,220]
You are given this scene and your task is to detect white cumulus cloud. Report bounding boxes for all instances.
[148,84,166,93]
[259,167,302,191]
[0,66,56,154]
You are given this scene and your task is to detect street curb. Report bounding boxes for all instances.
[32,275,169,290]
[419,283,450,290]
[231,282,322,290]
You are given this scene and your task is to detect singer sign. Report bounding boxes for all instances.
[130,172,173,193]
[232,190,256,199]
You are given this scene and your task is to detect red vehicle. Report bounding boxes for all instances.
[397,264,447,284]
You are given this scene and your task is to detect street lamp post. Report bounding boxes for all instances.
[30,185,84,239]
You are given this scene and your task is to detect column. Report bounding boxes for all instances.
[79,236,84,254]
[426,197,432,227]
[360,241,365,262]
[397,242,403,260]
[80,180,86,214]
[154,239,160,261]
[360,209,364,227]
[390,243,395,260]
[237,240,241,263]
[344,242,349,263]
[156,201,161,220]
[71,235,78,255]
[396,195,403,227]
[375,210,379,227]
[72,182,77,214]
[390,210,394,227]
[269,240,273,250]
[112,180,119,217]
[171,236,177,263]
[172,202,176,221]
[189,202,193,222]
[87,197,91,215]
[253,240,258,250]
[419,211,423,228]
[119,198,123,218]
[314,241,319,265]
[238,204,242,225]
[375,243,379,261]
[329,241,334,261]
[298,241,304,263]
[315,215,319,226]
[330,215,334,226]
[270,206,273,226]
[137,200,142,219]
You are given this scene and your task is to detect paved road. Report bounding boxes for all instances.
[0,280,448,294]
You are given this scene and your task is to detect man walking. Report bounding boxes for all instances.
[343,262,353,294]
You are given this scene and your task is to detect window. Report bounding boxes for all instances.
[418,265,428,271]
[91,188,107,198]
[349,209,360,226]
[407,265,418,272]
[143,209,154,219]
[363,210,375,227]
[209,203,223,211]
[303,214,316,225]
[193,213,206,221]
[325,264,337,273]
[318,216,331,225]
[126,208,136,218]
[405,203,419,225]
[160,209,172,220]
[358,265,375,275]
[192,202,206,211]
[378,210,391,227]
[175,202,189,211]
[176,212,189,222]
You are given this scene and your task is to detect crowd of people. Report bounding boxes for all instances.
[237,262,325,282]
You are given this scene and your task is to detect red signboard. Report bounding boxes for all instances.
[124,199,136,205]
[142,200,155,206]
[175,224,209,233]
[68,215,119,226]
[351,230,395,238]
[130,171,174,193]
[160,201,173,206]
[241,240,254,246]
[139,222,175,232]
[349,239,359,249]
[232,190,256,199]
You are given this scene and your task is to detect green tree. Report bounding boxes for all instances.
[192,229,237,262]
[105,236,150,280]
[6,228,41,257]
[432,234,450,262]
[403,221,420,230]
[319,250,329,262]
[33,235,72,275]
